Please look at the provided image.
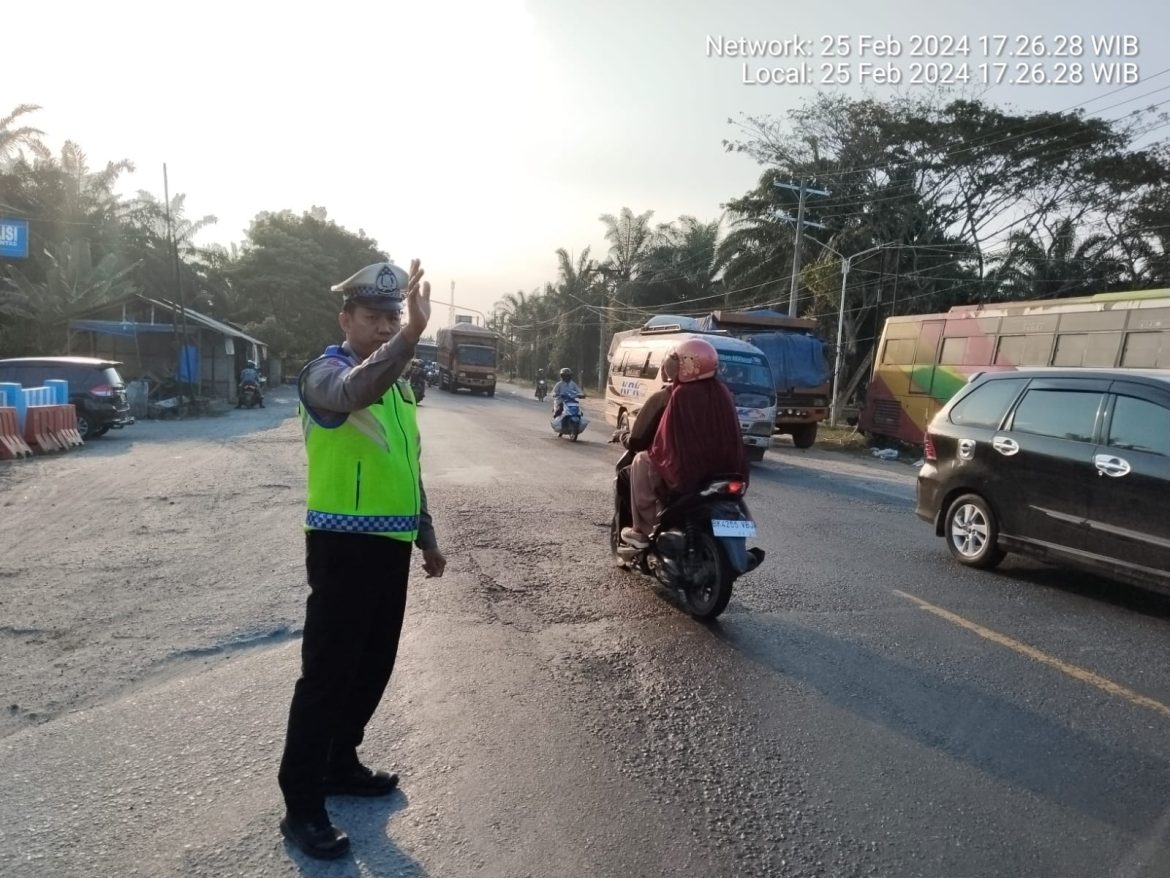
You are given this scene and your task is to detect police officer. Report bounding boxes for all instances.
[277,258,447,860]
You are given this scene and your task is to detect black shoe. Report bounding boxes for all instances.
[323,763,399,797]
[280,811,350,860]
[259,404,266,408]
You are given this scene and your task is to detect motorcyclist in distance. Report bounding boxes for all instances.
[551,367,583,418]
[238,359,264,408]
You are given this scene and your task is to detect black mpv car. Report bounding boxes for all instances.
[0,357,135,440]
[917,368,1170,592]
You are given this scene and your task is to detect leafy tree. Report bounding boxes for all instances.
[224,208,387,362]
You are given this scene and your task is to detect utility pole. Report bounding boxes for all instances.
[830,243,891,426]
[162,163,192,404]
[449,280,455,326]
[774,179,830,317]
[594,266,613,392]
[596,303,606,392]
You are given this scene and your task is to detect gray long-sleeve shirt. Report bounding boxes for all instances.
[299,334,437,551]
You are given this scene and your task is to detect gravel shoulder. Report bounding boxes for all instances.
[0,393,309,738]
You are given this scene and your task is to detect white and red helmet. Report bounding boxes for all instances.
[671,338,718,383]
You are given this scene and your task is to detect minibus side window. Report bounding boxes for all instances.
[643,349,663,380]
[624,352,648,378]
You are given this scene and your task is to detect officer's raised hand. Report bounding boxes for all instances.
[405,258,431,339]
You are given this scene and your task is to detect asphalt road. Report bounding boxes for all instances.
[1,379,1169,877]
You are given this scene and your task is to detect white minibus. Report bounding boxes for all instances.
[606,326,777,461]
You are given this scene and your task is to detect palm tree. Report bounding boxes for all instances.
[598,208,654,282]
[0,104,48,167]
[988,218,1124,300]
[639,215,723,312]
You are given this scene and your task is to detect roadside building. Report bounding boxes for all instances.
[66,294,270,405]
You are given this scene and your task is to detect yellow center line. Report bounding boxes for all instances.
[892,589,1170,720]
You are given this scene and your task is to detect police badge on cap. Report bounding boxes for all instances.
[331,261,409,311]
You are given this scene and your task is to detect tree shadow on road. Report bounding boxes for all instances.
[709,614,1170,840]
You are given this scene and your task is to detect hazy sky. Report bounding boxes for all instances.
[6,0,1169,321]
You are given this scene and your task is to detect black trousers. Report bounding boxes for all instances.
[277,530,412,814]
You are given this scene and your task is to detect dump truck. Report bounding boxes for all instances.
[435,324,500,396]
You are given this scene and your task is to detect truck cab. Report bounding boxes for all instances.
[435,324,500,396]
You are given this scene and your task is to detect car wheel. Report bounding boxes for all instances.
[617,410,629,432]
[90,426,110,438]
[747,445,766,462]
[76,414,93,440]
[944,493,1006,569]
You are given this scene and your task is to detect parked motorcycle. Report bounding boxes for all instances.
[238,381,264,409]
[551,395,588,441]
[535,378,548,401]
[610,447,764,619]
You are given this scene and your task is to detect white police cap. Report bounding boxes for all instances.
[331,261,409,311]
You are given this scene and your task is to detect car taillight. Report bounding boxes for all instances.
[90,384,114,397]
[923,433,937,462]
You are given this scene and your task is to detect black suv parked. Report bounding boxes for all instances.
[917,368,1170,592]
[0,357,135,440]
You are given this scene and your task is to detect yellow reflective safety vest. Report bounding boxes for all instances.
[299,346,420,542]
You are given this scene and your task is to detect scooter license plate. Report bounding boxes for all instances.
[712,519,757,538]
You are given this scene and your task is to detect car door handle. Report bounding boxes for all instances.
[992,436,1019,456]
[1094,454,1131,478]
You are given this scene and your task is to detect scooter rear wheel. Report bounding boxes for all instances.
[682,531,734,620]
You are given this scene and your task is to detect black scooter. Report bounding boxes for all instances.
[611,448,764,619]
[238,381,264,409]
[410,373,427,403]
[535,379,548,401]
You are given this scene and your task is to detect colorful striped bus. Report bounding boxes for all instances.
[859,288,1170,446]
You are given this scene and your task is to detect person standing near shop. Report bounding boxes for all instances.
[278,258,447,860]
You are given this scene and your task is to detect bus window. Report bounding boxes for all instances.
[1084,332,1121,367]
[909,320,943,395]
[915,321,943,365]
[995,334,1053,366]
[1053,332,1121,367]
[1121,331,1170,368]
[965,335,995,365]
[1053,334,1085,366]
[883,339,916,364]
[610,352,626,375]
[940,337,966,366]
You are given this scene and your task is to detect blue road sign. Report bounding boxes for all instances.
[0,219,29,259]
